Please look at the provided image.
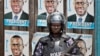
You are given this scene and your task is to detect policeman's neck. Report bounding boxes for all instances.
[51,33,62,38]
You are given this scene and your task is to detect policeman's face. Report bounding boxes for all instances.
[11,38,24,56]
[51,23,61,34]
[11,0,24,14]
[45,0,58,14]
[74,0,89,16]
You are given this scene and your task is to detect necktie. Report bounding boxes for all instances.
[14,15,18,20]
[78,17,82,22]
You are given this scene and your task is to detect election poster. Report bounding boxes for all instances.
[67,0,94,29]
[37,0,64,27]
[5,30,29,56]
[4,0,29,28]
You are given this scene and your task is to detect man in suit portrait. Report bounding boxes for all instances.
[4,0,28,20]
[37,0,60,32]
[4,0,29,31]
[9,35,25,56]
[68,0,94,22]
[67,0,94,34]
[37,0,59,20]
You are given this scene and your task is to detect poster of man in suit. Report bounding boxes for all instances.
[36,0,64,32]
[4,0,29,27]
[37,0,63,26]
[4,30,29,56]
[67,0,94,29]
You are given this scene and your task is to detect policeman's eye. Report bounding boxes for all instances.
[51,25,61,28]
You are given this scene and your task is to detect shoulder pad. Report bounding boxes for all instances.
[39,36,49,45]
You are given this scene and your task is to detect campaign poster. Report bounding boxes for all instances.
[4,0,29,27]
[67,0,94,29]
[32,32,93,56]
[37,0,64,27]
[5,30,29,56]
[66,33,93,56]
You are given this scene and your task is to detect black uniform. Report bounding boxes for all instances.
[33,34,83,56]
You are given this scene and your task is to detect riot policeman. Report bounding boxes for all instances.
[33,12,84,56]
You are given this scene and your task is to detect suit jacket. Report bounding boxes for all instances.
[68,13,94,22]
[67,13,94,34]
[37,12,47,20]
[4,11,28,20]
[4,11,29,31]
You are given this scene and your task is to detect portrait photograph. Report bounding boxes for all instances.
[4,0,29,27]
[67,0,94,29]
[5,30,29,56]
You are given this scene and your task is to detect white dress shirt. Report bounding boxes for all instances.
[76,12,88,23]
[12,11,23,20]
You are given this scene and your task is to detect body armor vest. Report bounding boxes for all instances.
[39,35,70,56]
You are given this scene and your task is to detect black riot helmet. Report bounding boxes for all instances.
[47,12,66,34]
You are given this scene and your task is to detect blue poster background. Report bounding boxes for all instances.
[95,0,100,56]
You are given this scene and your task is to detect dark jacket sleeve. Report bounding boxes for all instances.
[33,42,43,56]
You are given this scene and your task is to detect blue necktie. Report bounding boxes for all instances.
[78,18,82,22]
[14,15,18,20]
